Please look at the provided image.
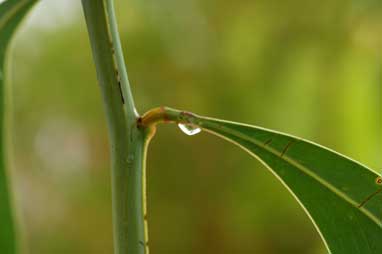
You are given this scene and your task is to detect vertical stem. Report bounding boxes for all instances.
[104,0,137,121]
[81,1,148,253]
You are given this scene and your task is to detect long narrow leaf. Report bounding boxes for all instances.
[195,116,382,254]
[0,0,36,252]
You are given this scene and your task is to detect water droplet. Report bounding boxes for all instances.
[178,123,201,136]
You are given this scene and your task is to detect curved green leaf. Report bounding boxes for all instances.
[0,0,36,252]
[195,116,382,254]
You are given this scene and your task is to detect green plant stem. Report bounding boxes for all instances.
[81,1,148,253]
[139,107,200,128]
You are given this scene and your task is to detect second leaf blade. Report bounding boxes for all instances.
[0,0,37,252]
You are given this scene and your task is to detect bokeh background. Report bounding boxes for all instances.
[6,0,382,253]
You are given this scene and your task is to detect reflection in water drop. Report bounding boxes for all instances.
[178,123,201,136]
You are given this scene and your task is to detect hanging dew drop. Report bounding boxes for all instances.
[178,123,201,136]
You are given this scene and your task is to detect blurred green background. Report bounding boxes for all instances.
[7,0,381,253]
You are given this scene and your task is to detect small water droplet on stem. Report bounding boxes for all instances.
[178,123,201,136]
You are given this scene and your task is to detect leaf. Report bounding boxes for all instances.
[0,0,36,252]
[196,116,382,254]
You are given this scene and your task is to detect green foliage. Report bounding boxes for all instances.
[139,106,382,253]
[195,115,382,254]
[0,0,36,252]
[0,0,380,254]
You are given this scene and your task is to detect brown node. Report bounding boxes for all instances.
[376,176,382,185]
